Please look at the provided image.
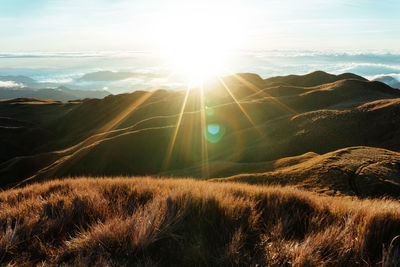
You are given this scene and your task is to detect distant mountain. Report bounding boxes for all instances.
[55,86,111,99]
[0,75,59,89]
[0,74,120,92]
[0,75,36,85]
[78,71,159,81]
[0,72,166,95]
[0,86,111,101]
[373,75,400,89]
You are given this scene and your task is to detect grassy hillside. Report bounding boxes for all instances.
[1,71,400,189]
[1,177,400,266]
[212,146,400,198]
[263,71,367,87]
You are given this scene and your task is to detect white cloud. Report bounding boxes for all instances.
[0,81,25,88]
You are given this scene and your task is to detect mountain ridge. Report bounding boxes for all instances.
[1,71,400,199]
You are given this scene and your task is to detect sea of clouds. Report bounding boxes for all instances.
[0,50,400,93]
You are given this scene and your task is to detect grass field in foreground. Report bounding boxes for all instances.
[1,177,400,266]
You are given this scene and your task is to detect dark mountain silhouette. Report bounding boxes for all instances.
[78,71,160,81]
[1,71,400,198]
[0,75,63,89]
[0,75,36,85]
[373,75,400,89]
[0,86,111,101]
[55,86,111,99]
[0,75,113,99]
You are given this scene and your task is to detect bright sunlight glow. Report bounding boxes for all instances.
[155,2,245,86]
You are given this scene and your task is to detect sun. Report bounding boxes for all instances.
[165,40,227,87]
[154,2,245,86]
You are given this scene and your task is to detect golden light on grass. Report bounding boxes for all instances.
[200,83,210,179]
[162,85,192,171]
[217,76,262,135]
[3,177,400,266]
[100,91,156,132]
[231,73,299,115]
[15,91,157,188]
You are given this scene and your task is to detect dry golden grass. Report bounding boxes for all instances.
[1,177,400,266]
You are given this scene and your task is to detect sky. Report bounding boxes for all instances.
[0,0,400,52]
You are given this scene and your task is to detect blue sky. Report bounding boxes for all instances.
[0,0,399,52]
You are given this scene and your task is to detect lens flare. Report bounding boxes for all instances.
[208,124,220,135]
[205,123,226,143]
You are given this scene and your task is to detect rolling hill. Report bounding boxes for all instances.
[1,71,400,198]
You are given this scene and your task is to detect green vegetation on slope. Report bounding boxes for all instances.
[1,177,400,266]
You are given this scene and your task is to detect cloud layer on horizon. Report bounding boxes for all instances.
[0,81,25,88]
[1,50,400,93]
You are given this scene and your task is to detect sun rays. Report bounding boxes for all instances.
[231,73,299,115]
[91,68,302,180]
[199,83,210,179]
[217,76,263,135]
[162,85,192,171]
[22,68,302,182]
[80,65,302,179]
[160,72,291,175]
[161,74,262,176]
[101,92,156,132]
